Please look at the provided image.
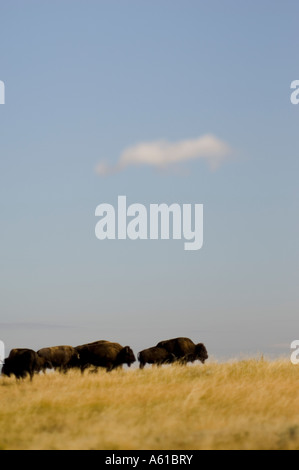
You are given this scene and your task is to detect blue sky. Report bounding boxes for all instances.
[0,1,298,359]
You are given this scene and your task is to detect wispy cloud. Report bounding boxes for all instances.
[95,134,232,176]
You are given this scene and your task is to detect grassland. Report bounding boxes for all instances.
[0,359,298,450]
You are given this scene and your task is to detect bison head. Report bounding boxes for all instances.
[195,343,209,363]
[36,356,53,372]
[118,346,136,367]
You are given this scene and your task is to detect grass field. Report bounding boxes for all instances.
[0,359,298,450]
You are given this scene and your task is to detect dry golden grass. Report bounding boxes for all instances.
[0,359,298,450]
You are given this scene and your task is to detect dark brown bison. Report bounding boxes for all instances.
[2,348,48,381]
[156,337,208,364]
[37,346,79,373]
[75,341,136,372]
[138,347,176,369]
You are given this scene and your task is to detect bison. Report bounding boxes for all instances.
[156,337,208,364]
[75,341,136,372]
[2,348,48,381]
[37,346,79,373]
[138,346,176,369]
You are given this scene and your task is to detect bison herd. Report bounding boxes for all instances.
[1,337,208,381]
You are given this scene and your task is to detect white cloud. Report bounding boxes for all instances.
[95,134,232,176]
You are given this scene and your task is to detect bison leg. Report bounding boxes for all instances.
[180,356,189,365]
[108,364,123,372]
[153,362,161,368]
[80,364,89,375]
[106,363,114,372]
